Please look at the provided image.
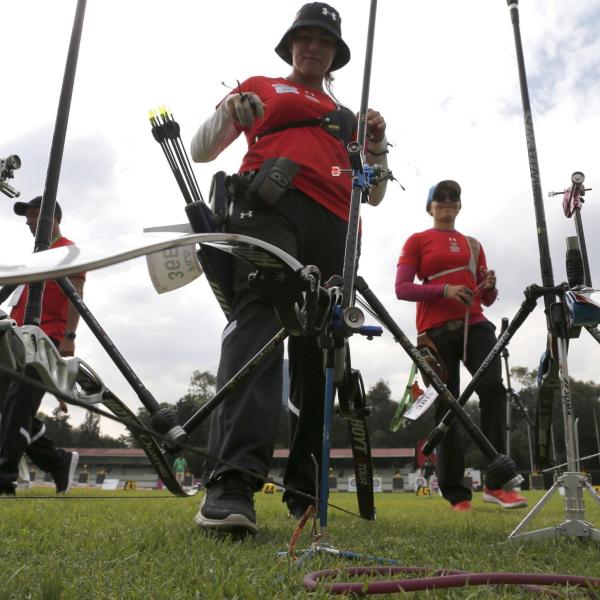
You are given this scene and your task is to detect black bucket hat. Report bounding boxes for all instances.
[274,3,351,72]
[14,195,62,223]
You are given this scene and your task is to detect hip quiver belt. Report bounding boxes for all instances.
[416,332,449,387]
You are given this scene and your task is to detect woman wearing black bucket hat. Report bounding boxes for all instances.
[191,2,389,536]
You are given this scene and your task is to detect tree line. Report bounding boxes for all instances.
[39,366,600,476]
[39,408,128,448]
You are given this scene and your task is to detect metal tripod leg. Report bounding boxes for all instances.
[509,472,600,542]
[508,335,600,543]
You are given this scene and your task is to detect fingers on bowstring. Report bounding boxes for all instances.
[234,94,264,127]
[234,98,254,127]
[245,94,265,119]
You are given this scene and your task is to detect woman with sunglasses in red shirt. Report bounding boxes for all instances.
[396,180,527,513]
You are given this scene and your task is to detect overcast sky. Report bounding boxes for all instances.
[2,0,599,438]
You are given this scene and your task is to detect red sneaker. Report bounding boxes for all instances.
[451,500,472,512]
[483,486,528,508]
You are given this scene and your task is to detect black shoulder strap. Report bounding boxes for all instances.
[336,105,358,142]
[251,106,357,147]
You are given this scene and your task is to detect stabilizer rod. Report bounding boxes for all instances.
[507,0,556,318]
[341,0,377,310]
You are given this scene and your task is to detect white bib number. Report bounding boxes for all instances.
[146,245,202,294]
[403,385,438,421]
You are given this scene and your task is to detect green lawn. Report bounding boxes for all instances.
[1,488,600,599]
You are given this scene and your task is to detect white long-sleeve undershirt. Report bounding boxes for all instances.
[190,97,240,163]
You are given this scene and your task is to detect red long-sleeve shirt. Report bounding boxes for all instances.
[396,228,497,333]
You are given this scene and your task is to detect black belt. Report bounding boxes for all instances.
[224,171,256,199]
[231,158,299,207]
[427,319,464,337]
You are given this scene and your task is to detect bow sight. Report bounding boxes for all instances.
[0,154,21,198]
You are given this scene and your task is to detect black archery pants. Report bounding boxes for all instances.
[427,320,506,505]
[202,188,350,505]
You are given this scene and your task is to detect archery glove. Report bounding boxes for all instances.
[225,93,264,128]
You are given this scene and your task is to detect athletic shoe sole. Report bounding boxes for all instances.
[451,501,472,512]
[482,492,527,508]
[194,496,258,536]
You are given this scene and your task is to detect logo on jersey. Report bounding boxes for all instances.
[272,83,322,104]
[273,83,300,95]
[448,237,460,253]
[239,210,253,219]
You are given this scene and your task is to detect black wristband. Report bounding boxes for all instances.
[367,147,389,156]
[64,331,76,340]
[368,140,390,156]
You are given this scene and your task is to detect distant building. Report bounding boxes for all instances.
[271,448,416,490]
[23,447,416,489]
[25,448,159,488]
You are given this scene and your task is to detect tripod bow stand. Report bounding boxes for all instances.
[505,0,600,543]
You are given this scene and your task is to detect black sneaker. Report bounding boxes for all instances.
[0,483,16,496]
[53,451,79,494]
[194,472,257,536]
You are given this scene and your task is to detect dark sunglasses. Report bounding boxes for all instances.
[433,190,460,203]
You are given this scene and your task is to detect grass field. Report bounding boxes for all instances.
[2,488,600,599]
